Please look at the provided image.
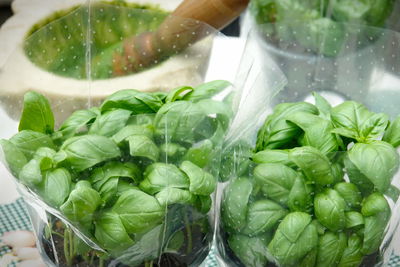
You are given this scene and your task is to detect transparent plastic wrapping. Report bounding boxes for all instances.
[241,0,400,77]
[0,2,239,267]
[0,1,215,122]
[216,25,400,267]
[1,82,234,267]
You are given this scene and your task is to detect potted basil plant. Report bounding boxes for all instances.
[217,91,400,267]
[0,80,234,267]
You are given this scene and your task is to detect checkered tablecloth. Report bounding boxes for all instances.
[1,198,400,267]
[0,198,32,267]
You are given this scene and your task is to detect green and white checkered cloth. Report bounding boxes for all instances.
[1,198,400,267]
[0,198,32,267]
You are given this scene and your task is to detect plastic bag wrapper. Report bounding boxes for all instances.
[215,24,400,267]
[0,2,236,266]
[241,0,400,78]
[0,0,214,123]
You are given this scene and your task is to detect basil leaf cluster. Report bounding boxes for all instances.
[249,0,395,56]
[1,81,232,263]
[222,92,399,267]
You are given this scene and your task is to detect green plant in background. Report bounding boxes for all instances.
[1,80,232,267]
[221,92,400,267]
[24,1,169,80]
[249,0,396,56]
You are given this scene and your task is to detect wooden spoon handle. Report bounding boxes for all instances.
[171,0,250,30]
[111,0,249,76]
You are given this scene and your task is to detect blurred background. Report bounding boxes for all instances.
[0,1,240,35]
[0,2,11,25]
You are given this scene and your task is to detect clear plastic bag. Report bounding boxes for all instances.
[0,1,214,123]
[0,2,240,266]
[216,24,400,267]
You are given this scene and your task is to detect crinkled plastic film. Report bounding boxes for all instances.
[0,1,253,266]
[216,23,400,267]
[0,1,214,123]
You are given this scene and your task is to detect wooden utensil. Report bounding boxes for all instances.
[110,0,249,76]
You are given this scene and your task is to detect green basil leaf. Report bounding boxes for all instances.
[359,113,389,142]
[117,180,138,195]
[331,127,359,140]
[89,109,131,137]
[338,234,363,267]
[127,135,159,162]
[252,149,295,167]
[254,163,297,206]
[53,150,67,166]
[195,195,212,214]
[155,188,196,207]
[312,92,331,119]
[256,102,318,151]
[312,219,326,236]
[18,91,55,134]
[140,163,189,195]
[10,130,55,160]
[100,89,163,114]
[183,80,231,102]
[112,189,164,233]
[316,232,347,267]
[165,86,193,103]
[221,178,253,231]
[19,159,43,185]
[181,140,213,168]
[241,199,288,236]
[40,168,72,208]
[300,248,317,267]
[331,101,372,139]
[196,99,233,130]
[289,146,335,186]
[60,181,102,229]
[365,0,394,26]
[228,234,270,267]
[361,192,390,217]
[57,109,98,141]
[332,0,370,23]
[126,113,154,127]
[268,212,318,266]
[97,177,119,206]
[287,112,339,154]
[0,139,28,177]
[112,125,153,144]
[152,91,168,102]
[34,147,56,159]
[34,148,55,172]
[383,115,400,148]
[361,193,391,255]
[90,161,141,189]
[314,189,346,231]
[345,211,364,229]
[159,143,187,162]
[94,211,134,252]
[287,176,313,212]
[345,141,399,195]
[154,101,205,144]
[60,135,121,172]
[334,182,362,210]
[180,161,216,196]
[331,162,345,184]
